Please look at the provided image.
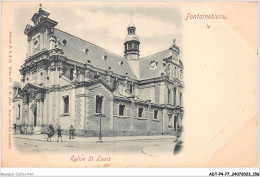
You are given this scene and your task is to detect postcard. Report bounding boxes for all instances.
[1,1,258,168]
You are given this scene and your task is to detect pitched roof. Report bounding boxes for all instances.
[54,28,137,79]
[139,50,170,80]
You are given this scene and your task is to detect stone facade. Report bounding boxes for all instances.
[12,7,184,136]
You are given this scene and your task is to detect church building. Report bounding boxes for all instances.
[13,6,184,136]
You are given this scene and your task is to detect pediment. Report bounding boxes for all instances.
[19,83,46,95]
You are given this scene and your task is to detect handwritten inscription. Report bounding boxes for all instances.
[185,13,228,29]
[70,154,111,162]
[185,13,227,21]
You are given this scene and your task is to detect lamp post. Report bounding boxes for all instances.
[98,113,102,142]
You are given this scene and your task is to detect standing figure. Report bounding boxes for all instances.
[47,125,54,142]
[13,124,16,135]
[69,125,75,139]
[57,126,63,142]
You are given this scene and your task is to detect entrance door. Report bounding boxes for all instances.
[33,105,37,127]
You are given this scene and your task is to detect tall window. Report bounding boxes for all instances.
[138,107,143,117]
[69,68,74,81]
[154,110,158,119]
[119,104,125,116]
[96,95,103,114]
[173,88,176,106]
[180,92,182,106]
[63,96,69,113]
[17,105,21,119]
[128,43,132,49]
[129,84,133,93]
[168,89,171,104]
[174,67,176,77]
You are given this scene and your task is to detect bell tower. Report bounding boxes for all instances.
[24,4,58,58]
[123,13,141,79]
[124,13,140,60]
[169,39,180,61]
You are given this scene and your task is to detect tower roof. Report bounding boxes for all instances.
[169,39,180,54]
[125,35,139,42]
[128,21,135,28]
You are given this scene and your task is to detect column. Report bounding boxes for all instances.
[159,82,166,104]
[28,100,34,132]
[147,102,151,133]
[21,95,27,132]
[162,109,168,134]
[110,98,114,130]
[43,94,47,126]
[84,68,91,82]
[56,66,60,86]
[54,91,60,126]
[176,87,179,106]
[49,92,53,125]
[36,100,40,126]
[123,80,127,94]
[170,89,173,104]
[71,86,76,128]
[50,64,55,86]
[40,99,43,126]
[130,99,134,130]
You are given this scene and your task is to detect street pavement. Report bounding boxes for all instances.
[13,134,178,156]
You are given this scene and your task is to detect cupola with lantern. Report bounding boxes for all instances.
[124,20,140,60]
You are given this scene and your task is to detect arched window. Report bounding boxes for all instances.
[129,83,133,93]
[180,92,182,106]
[128,43,132,49]
[96,95,103,114]
[63,95,69,113]
[138,107,143,118]
[17,105,21,119]
[69,68,74,81]
[154,110,158,119]
[134,43,138,49]
[119,104,125,116]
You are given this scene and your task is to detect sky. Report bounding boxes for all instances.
[12,2,182,81]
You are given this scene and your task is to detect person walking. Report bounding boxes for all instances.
[69,125,75,139]
[57,126,63,142]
